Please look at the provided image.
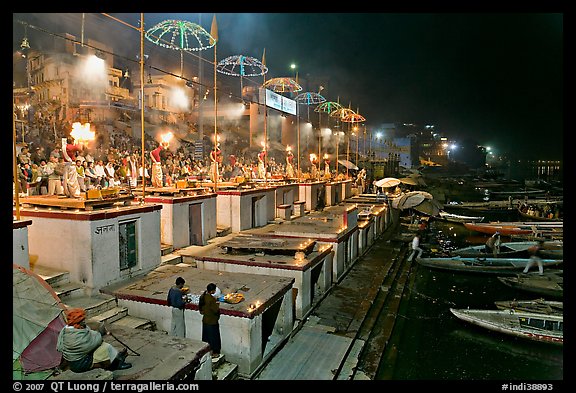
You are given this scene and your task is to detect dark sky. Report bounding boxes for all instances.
[13,13,563,159]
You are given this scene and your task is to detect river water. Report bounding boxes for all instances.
[375,216,564,381]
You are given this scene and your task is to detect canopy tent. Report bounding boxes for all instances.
[13,264,66,378]
[374,177,400,188]
[412,198,443,216]
[337,159,359,170]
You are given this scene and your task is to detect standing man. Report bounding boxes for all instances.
[61,137,83,198]
[523,239,545,275]
[198,283,222,360]
[408,233,424,261]
[167,277,189,337]
[150,144,165,188]
[485,232,501,258]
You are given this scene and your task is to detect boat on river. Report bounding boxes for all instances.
[416,256,563,275]
[450,240,563,259]
[437,211,484,223]
[450,241,534,258]
[463,221,563,237]
[497,271,563,299]
[494,299,563,315]
[450,308,563,345]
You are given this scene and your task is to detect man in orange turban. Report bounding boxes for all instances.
[57,308,132,372]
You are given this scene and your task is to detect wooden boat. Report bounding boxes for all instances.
[463,221,563,236]
[497,271,563,299]
[494,299,563,315]
[416,256,563,275]
[450,241,563,259]
[437,211,484,223]
[450,241,535,258]
[518,207,563,222]
[463,222,533,236]
[450,308,563,345]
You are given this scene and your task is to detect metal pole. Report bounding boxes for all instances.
[213,33,218,192]
[356,126,359,166]
[346,122,350,178]
[140,13,146,204]
[13,98,21,220]
[297,103,300,181]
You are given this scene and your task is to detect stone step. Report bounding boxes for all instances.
[63,294,118,319]
[161,253,182,265]
[87,306,129,325]
[110,315,156,330]
[30,264,70,287]
[161,244,174,256]
[213,360,238,381]
[217,226,231,237]
[52,281,86,300]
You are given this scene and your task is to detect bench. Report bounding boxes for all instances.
[276,204,292,220]
[293,200,306,217]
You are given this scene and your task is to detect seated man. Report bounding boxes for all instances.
[56,308,132,372]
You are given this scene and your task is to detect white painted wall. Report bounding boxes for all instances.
[13,225,30,269]
[26,208,162,292]
[119,288,293,377]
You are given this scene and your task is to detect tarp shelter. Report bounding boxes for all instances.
[13,264,66,378]
[338,159,359,170]
[374,177,400,188]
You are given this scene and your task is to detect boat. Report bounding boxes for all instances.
[450,308,563,345]
[437,211,484,223]
[518,207,563,222]
[463,222,533,236]
[450,241,535,258]
[494,299,563,315]
[416,256,563,275]
[497,271,563,299]
[463,221,563,236]
[450,240,563,259]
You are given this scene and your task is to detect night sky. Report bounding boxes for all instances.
[13,12,563,159]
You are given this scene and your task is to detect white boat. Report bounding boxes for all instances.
[437,211,484,223]
[494,299,563,315]
[450,240,563,259]
[450,308,563,345]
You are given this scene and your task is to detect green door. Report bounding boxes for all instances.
[119,221,137,270]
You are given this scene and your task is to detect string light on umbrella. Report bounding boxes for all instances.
[296,92,326,178]
[145,19,215,76]
[341,110,366,177]
[217,55,268,100]
[330,107,355,174]
[262,77,303,179]
[314,100,342,168]
[262,77,302,93]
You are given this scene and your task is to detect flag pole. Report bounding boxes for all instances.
[262,49,268,187]
[140,13,146,204]
[211,14,218,192]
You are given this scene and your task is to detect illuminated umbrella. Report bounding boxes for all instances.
[263,77,303,178]
[329,107,355,173]
[217,54,268,99]
[295,91,326,121]
[341,110,366,174]
[315,101,342,115]
[314,100,341,167]
[145,19,215,76]
[374,177,401,188]
[262,77,302,93]
[295,91,326,179]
